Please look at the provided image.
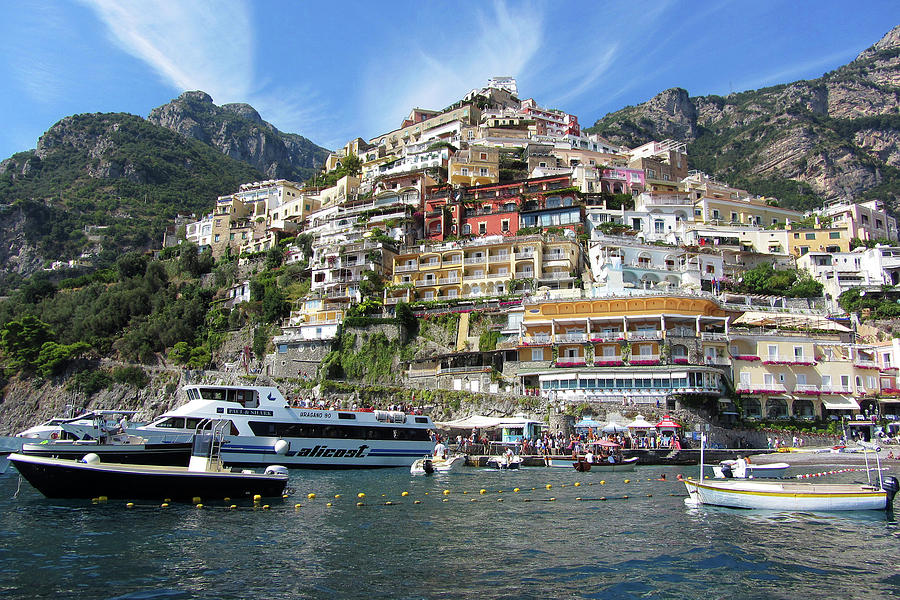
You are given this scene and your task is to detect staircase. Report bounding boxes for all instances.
[456,312,470,352]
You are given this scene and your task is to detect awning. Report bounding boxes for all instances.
[574,418,604,428]
[655,415,682,428]
[589,440,621,448]
[822,396,861,410]
[877,398,900,404]
[627,415,654,429]
[733,311,851,332]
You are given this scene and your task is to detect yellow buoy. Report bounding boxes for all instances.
[442,498,448,502]
[253,494,262,502]
[479,489,487,495]
[513,488,520,492]
[283,494,289,499]
[196,504,203,509]
[160,503,169,508]
[443,489,450,495]
[326,503,333,507]
[308,493,316,500]
[414,500,421,504]
[385,501,393,506]
[126,502,134,509]
[624,479,630,484]
[229,504,237,510]
[164,498,172,503]
[262,505,270,510]
[401,491,409,497]
[295,503,302,509]
[357,492,366,499]
[98,496,108,503]
[600,480,606,485]
[334,494,341,499]
[545,484,552,490]
[549,497,556,501]
[357,502,364,507]
[574,482,581,487]
[470,498,478,502]
[224,497,231,503]
[463,491,468,495]
[576,497,582,501]
[560,484,566,488]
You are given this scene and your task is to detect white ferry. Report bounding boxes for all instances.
[134,384,435,468]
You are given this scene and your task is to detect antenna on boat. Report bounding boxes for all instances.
[699,432,705,482]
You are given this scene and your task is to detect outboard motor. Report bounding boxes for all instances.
[720,462,733,478]
[882,475,899,509]
[423,457,434,475]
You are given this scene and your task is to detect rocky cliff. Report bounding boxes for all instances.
[148,91,330,182]
[587,25,900,212]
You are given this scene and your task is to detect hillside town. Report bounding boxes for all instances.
[180,77,900,428]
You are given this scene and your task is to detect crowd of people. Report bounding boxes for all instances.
[444,428,682,457]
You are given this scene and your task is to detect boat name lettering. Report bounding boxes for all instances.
[293,444,369,458]
[224,408,274,416]
[294,411,332,419]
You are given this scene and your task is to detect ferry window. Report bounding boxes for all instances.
[158,417,186,429]
[185,418,203,430]
[338,413,357,420]
[415,417,429,423]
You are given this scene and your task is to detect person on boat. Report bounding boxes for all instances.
[607,453,616,464]
[584,450,595,464]
[504,447,514,464]
[433,441,447,460]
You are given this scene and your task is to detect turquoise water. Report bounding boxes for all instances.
[0,463,898,599]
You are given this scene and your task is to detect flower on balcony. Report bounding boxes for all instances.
[672,358,689,365]
[881,387,900,394]
[796,389,820,395]
[554,361,586,368]
[630,359,660,366]
[734,355,760,361]
[762,359,816,366]
[854,363,880,370]
[594,360,624,367]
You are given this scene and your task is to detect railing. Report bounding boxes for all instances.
[543,254,569,262]
[515,252,535,260]
[384,297,403,305]
[700,332,728,341]
[442,257,461,266]
[703,357,730,366]
[463,275,481,282]
[419,261,441,269]
[540,272,574,280]
[630,354,660,364]
[438,277,460,285]
[628,330,662,340]
[820,385,853,394]
[556,333,587,343]
[667,329,696,337]
[394,264,418,272]
[590,332,624,342]
[854,360,879,369]
[515,271,534,279]
[642,195,694,206]
[486,272,508,279]
[521,335,553,345]
[464,257,486,265]
[737,384,787,393]
[489,255,511,263]
[794,384,820,394]
[414,280,436,287]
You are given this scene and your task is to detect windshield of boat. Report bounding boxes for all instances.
[189,387,259,408]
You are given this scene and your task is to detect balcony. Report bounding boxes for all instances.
[667,328,696,338]
[464,257,486,265]
[854,360,879,370]
[539,272,574,280]
[521,335,552,346]
[820,385,853,394]
[489,254,511,263]
[543,253,569,262]
[556,333,588,343]
[794,384,821,395]
[415,279,437,287]
[419,261,441,270]
[463,275,482,282]
[384,297,403,305]
[737,384,787,394]
[515,252,535,260]
[438,276,460,285]
[394,264,418,273]
[486,272,509,279]
[703,357,730,366]
[515,271,534,279]
[590,332,624,342]
[628,330,662,341]
[700,332,728,342]
[629,354,660,365]
[442,257,461,266]
[762,354,816,366]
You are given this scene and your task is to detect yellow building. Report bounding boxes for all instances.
[513,294,729,405]
[386,235,581,304]
[785,225,851,256]
[695,195,802,228]
[448,146,500,187]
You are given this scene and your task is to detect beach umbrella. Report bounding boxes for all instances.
[601,421,628,433]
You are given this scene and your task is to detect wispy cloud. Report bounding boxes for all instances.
[731,48,858,92]
[81,0,255,102]
[359,0,544,138]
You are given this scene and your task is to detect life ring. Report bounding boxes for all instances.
[50,432,58,440]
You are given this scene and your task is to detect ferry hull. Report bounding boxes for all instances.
[8,454,287,501]
[683,478,890,511]
[221,437,434,468]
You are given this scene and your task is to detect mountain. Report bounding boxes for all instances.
[148,91,330,182]
[0,112,262,286]
[586,25,900,212]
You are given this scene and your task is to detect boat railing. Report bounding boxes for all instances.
[189,419,229,472]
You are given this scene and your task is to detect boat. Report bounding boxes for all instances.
[16,409,142,442]
[712,459,790,479]
[565,440,639,471]
[570,456,639,472]
[8,420,289,502]
[20,437,192,466]
[410,453,466,475]
[485,455,523,470]
[682,477,899,511]
[131,384,435,468]
[685,436,899,511]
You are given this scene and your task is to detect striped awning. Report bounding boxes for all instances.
[822,396,860,410]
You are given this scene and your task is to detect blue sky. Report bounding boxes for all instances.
[1,1,897,160]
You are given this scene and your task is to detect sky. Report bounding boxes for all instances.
[0,0,898,160]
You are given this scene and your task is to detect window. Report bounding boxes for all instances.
[479,168,489,177]
[214,234,220,242]
[798,246,809,255]
[480,152,487,160]
[462,224,471,235]
[712,209,720,220]
[731,212,738,222]
[829,232,841,239]
[478,222,487,235]
[647,169,656,178]
[278,344,288,354]
[805,233,816,240]
[531,348,545,361]
[877,219,883,228]
[796,373,807,386]
[794,346,804,359]
[461,168,469,176]
[793,233,800,239]
[501,219,510,232]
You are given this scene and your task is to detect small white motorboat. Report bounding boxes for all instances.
[410,453,466,475]
[712,459,790,479]
[486,455,523,470]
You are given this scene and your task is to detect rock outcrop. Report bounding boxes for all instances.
[588,24,900,211]
[148,91,330,182]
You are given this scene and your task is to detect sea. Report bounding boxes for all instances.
[0,457,897,600]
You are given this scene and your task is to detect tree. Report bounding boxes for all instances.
[359,270,384,298]
[395,302,418,341]
[1,316,55,372]
[178,242,200,277]
[261,286,289,323]
[117,252,148,280]
[265,247,284,270]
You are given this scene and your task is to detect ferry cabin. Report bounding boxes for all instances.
[137,385,434,468]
